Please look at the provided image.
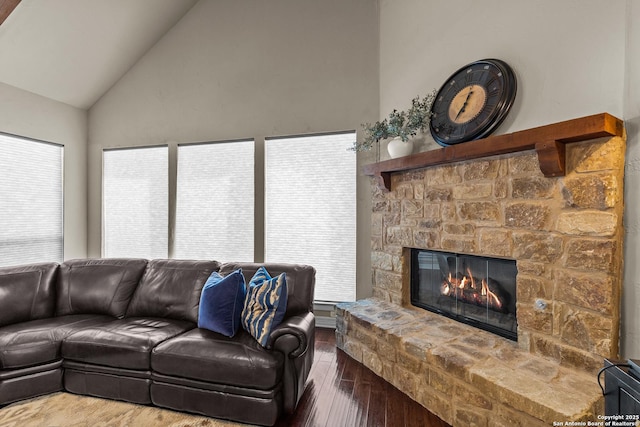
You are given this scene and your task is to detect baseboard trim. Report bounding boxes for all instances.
[315,316,336,329]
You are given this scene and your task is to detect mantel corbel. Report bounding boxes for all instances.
[535,140,566,177]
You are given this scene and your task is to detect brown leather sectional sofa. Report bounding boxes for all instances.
[0,258,316,426]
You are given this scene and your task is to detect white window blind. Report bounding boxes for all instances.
[103,146,168,258]
[265,132,356,302]
[0,133,63,267]
[175,140,254,262]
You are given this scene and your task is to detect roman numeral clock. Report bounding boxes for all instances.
[430,59,517,146]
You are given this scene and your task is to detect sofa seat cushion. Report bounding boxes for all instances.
[62,317,194,370]
[152,328,284,390]
[0,315,114,370]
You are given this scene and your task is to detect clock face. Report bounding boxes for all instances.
[430,59,517,146]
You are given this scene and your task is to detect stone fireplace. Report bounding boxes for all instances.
[336,115,626,426]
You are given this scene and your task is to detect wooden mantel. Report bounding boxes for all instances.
[363,112,624,190]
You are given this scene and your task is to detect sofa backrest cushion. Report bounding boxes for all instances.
[219,262,315,318]
[0,262,59,327]
[126,259,220,323]
[56,258,148,318]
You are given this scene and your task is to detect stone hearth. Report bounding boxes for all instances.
[336,300,602,426]
[336,132,626,426]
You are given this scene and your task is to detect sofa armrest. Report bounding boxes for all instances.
[268,311,315,414]
[268,311,314,358]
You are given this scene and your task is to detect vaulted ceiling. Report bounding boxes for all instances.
[0,0,198,109]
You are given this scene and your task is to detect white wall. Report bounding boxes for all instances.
[0,82,88,261]
[379,0,638,357]
[87,0,379,298]
[379,0,626,155]
[623,0,640,358]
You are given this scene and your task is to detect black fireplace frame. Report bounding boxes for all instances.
[410,248,518,341]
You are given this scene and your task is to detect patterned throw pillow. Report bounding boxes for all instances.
[197,269,246,337]
[241,267,288,346]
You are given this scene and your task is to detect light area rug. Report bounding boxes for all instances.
[0,393,252,427]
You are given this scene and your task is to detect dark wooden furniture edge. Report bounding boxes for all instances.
[363,112,624,191]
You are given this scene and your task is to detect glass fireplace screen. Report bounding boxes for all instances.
[410,248,517,340]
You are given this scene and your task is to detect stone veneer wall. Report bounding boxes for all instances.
[336,134,626,425]
[374,135,625,372]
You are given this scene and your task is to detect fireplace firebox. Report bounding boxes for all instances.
[410,248,518,340]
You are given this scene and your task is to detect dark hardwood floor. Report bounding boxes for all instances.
[275,328,451,427]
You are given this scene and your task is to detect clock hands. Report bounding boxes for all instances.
[455,87,474,120]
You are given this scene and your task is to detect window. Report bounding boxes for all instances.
[175,140,254,261]
[0,133,63,267]
[101,131,357,303]
[265,132,356,302]
[103,146,168,258]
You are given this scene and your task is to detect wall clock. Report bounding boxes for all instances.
[429,59,517,146]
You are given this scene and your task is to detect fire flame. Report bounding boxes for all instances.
[441,268,503,310]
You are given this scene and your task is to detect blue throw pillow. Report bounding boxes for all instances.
[241,266,288,347]
[198,269,246,337]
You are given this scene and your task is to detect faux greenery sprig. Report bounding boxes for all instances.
[352,90,437,152]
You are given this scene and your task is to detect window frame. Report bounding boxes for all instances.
[264,130,357,303]
[0,131,64,267]
[174,139,255,262]
[100,130,357,303]
[102,144,169,259]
